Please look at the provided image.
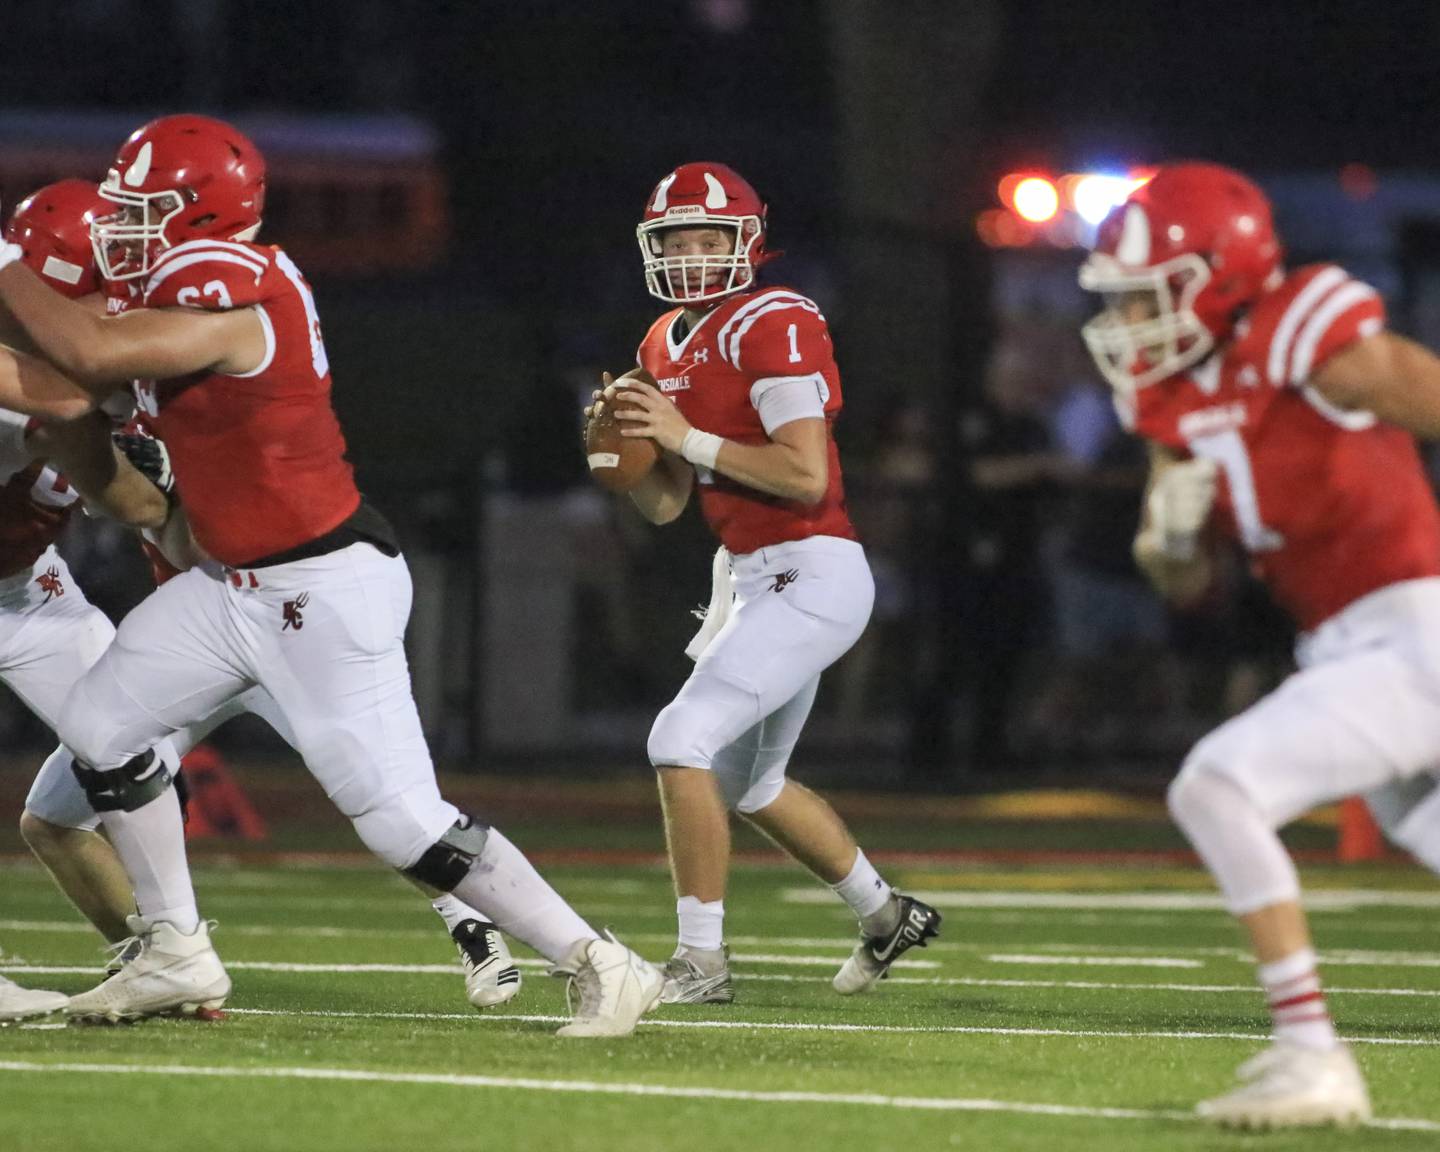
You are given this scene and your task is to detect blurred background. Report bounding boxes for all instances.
[5,0,1440,797]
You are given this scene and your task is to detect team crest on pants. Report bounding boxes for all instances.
[282,592,309,631]
[35,566,64,604]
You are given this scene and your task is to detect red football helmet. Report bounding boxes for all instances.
[636,162,775,304]
[91,114,267,282]
[1079,163,1283,393]
[4,179,108,298]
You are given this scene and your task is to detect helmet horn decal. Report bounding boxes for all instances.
[1117,204,1151,266]
[650,172,678,213]
[702,173,728,209]
[123,142,154,188]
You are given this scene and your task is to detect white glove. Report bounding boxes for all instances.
[1146,456,1218,560]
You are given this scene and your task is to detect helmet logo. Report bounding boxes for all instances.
[651,172,678,212]
[124,142,154,188]
[702,172,728,209]
[1117,203,1151,265]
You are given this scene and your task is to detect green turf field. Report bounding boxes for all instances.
[1,845,1437,1151]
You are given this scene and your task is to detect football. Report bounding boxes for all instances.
[584,368,661,492]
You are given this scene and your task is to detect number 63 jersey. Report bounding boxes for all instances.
[1123,262,1440,632]
[108,238,361,567]
[636,286,858,556]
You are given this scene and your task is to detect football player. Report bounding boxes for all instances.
[4,179,521,1014]
[1080,162,1440,1127]
[0,117,660,1034]
[588,163,940,1003]
[0,182,179,1021]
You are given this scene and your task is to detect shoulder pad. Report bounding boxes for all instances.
[716,290,829,375]
[143,239,274,311]
[1261,264,1384,387]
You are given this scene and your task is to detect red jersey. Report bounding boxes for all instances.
[1125,263,1440,631]
[111,239,361,567]
[636,287,857,555]
[0,410,79,576]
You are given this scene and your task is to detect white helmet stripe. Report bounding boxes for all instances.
[651,172,678,212]
[703,172,728,209]
[1116,203,1151,265]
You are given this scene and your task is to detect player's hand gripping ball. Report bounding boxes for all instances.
[584,368,661,492]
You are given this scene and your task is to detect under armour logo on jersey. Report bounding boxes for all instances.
[770,569,800,594]
[34,566,63,604]
[691,347,709,364]
[282,592,310,631]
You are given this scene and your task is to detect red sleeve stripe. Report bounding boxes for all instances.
[143,250,268,302]
[1288,281,1380,384]
[717,291,821,370]
[1266,266,1348,385]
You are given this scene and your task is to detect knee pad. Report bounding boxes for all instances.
[25,745,100,831]
[70,748,172,813]
[1168,761,1299,914]
[648,676,757,771]
[400,814,490,891]
[734,773,786,815]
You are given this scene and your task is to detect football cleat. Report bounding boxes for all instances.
[0,973,68,1022]
[553,931,664,1038]
[66,916,230,1024]
[833,893,942,995]
[1197,1040,1372,1129]
[660,945,734,1005]
[452,919,522,1008]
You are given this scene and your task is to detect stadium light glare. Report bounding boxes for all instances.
[1010,176,1059,223]
[1072,173,1142,226]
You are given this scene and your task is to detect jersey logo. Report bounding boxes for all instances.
[770,568,800,594]
[34,566,64,604]
[282,591,310,631]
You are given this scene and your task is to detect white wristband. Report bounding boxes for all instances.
[680,428,724,469]
[0,242,23,272]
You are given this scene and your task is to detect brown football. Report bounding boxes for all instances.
[585,367,661,492]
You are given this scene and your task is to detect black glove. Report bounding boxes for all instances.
[113,430,174,498]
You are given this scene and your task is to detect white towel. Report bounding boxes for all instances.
[684,546,734,661]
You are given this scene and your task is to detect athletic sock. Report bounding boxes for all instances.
[450,827,597,964]
[432,892,485,934]
[832,848,899,933]
[99,785,200,934]
[1259,948,1338,1050]
[676,895,725,951]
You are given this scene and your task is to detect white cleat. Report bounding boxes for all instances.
[554,931,664,1038]
[65,916,231,1024]
[1197,1040,1372,1129]
[0,973,68,1022]
[453,920,522,1009]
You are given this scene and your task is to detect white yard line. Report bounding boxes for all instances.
[0,1058,1433,1132]
[217,1007,1440,1048]
[5,962,1435,999]
[782,888,1440,911]
[985,954,1203,969]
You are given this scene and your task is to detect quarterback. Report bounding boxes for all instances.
[590,163,940,1003]
[1082,162,1440,1127]
[0,116,660,1035]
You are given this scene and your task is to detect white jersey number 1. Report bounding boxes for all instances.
[1187,429,1284,552]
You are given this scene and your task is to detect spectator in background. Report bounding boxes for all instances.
[958,335,1078,770]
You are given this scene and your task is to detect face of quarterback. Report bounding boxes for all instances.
[660,226,737,295]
